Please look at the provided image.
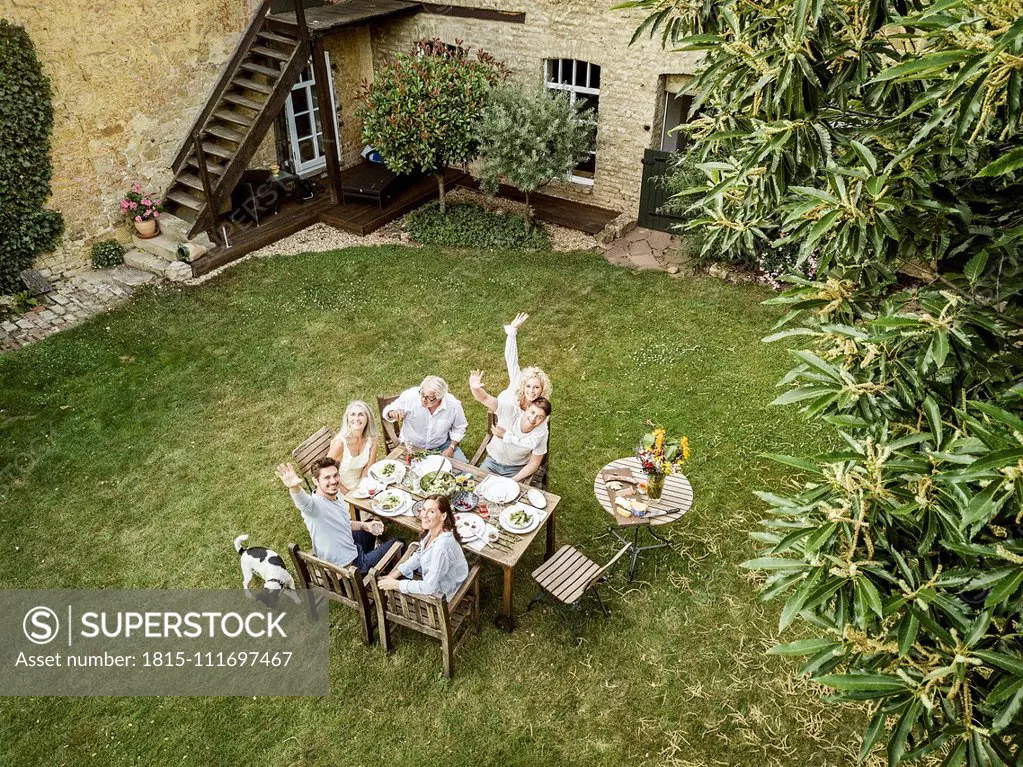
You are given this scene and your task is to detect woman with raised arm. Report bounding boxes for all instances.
[499,312,553,413]
[327,400,379,497]
[377,495,468,602]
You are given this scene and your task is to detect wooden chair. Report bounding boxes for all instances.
[288,542,402,646]
[368,543,481,678]
[291,425,334,491]
[527,543,631,642]
[470,411,550,491]
[376,394,401,454]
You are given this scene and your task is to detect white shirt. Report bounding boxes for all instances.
[486,397,548,467]
[398,531,469,602]
[383,387,468,450]
[497,324,522,411]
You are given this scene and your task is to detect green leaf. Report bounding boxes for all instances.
[859,709,886,762]
[963,251,988,284]
[740,557,807,570]
[930,330,949,368]
[888,698,921,766]
[871,50,975,83]
[759,453,823,474]
[992,686,1023,732]
[923,397,943,448]
[941,739,967,767]
[814,673,910,693]
[986,676,1023,707]
[972,649,1023,677]
[898,611,919,657]
[857,576,884,619]
[849,140,877,173]
[984,570,1023,609]
[976,146,1023,178]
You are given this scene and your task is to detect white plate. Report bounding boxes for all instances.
[371,488,411,517]
[499,504,542,534]
[369,459,405,485]
[350,477,374,499]
[480,475,520,504]
[413,455,452,475]
[526,488,547,508]
[455,512,485,542]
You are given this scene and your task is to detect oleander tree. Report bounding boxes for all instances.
[622,0,1023,764]
[477,84,594,230]
[0,20,63,293]
[358,38,505,214]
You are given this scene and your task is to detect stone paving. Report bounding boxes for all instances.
[600,225,695,275]
[0,266,159,352]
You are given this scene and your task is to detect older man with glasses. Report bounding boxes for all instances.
[382,375,469,462]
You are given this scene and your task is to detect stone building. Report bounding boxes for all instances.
[3,0,700,276]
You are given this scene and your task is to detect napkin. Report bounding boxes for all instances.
[466,523,499,552]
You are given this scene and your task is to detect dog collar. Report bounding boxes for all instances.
[267,578,288,588]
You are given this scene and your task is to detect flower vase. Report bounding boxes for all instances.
[646,472,666,500]
[134,219,158,239]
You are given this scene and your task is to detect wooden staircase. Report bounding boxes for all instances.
[164,0,309,240]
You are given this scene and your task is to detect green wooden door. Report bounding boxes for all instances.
[637,149,684,232]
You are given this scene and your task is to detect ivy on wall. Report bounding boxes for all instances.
[0,19,63,293]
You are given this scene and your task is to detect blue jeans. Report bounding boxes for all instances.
[480,455,522,478]
[352,531,402,574]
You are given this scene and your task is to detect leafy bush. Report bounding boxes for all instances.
[627,0,1023,763]
[90,240,124,269]
[405,202,549,251]
[477,85,593,229]
[0,20,63,294]
[359,39,504,213]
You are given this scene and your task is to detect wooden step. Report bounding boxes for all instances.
[240,60,282,78]
[205,123,245,143]
[222,91,266,111]
[233,76,274,95]
[176,173,204,192]
[167,189,204,211]
[256,29,298,46]
[186,157,226,176]
[199,141,235,160]
[167,204,197,224]
[251,44,291,62]
[214,109,254,127]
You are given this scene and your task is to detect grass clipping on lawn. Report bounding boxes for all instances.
[405,201,550,251]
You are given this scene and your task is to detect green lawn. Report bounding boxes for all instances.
[0,245,862,766]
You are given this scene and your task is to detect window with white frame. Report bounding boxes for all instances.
[283,54,338,177]
[544,59,600,185]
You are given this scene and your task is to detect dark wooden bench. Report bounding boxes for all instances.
[341,162,412,210]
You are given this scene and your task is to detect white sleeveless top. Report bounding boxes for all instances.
[338,437,371,488]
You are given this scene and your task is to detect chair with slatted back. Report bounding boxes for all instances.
[471,411,550,491]
[376,394,402,454]
[288,542,402,645]
[527,543,631,642]
[368,543,481,678]
[291,426,335,492]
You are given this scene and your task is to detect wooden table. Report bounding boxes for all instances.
[593,458,693,580]
[344,445,560,630]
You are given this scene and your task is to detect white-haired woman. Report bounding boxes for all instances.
[327,400,380,497]
[499,312,553,412]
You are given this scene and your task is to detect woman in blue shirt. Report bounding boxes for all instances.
[378,495,469,602]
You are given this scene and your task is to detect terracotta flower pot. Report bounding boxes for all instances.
[134,219,158,238]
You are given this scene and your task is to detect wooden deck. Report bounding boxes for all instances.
[268,0,419,37]
[189,167,466,277]
[456,177,620,234]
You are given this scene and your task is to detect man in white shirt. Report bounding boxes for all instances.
[383,375,469,462]
[276,458,400,572]
[469,369,550,481]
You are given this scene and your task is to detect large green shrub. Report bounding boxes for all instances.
[405,202,549,251]
[477,85,593,229]
[0,20,63,293]
[626,0,1023,763]
[358,39,504,214]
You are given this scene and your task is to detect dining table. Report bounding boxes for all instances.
[344,445,560,631]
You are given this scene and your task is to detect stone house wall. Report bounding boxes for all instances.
[369,1,702,214]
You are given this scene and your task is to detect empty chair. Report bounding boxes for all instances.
[527,543,630,641]
[368,543,481,678]
[376,394,401,454]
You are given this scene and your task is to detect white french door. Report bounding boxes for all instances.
[284,52,339,177]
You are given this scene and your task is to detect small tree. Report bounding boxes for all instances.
[359,39,504,214]
[0,20,63,293]
[478,85,595,230]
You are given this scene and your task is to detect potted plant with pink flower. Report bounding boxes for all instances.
[120,183,164,239]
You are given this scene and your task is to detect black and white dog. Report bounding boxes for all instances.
[233,534,299,604]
